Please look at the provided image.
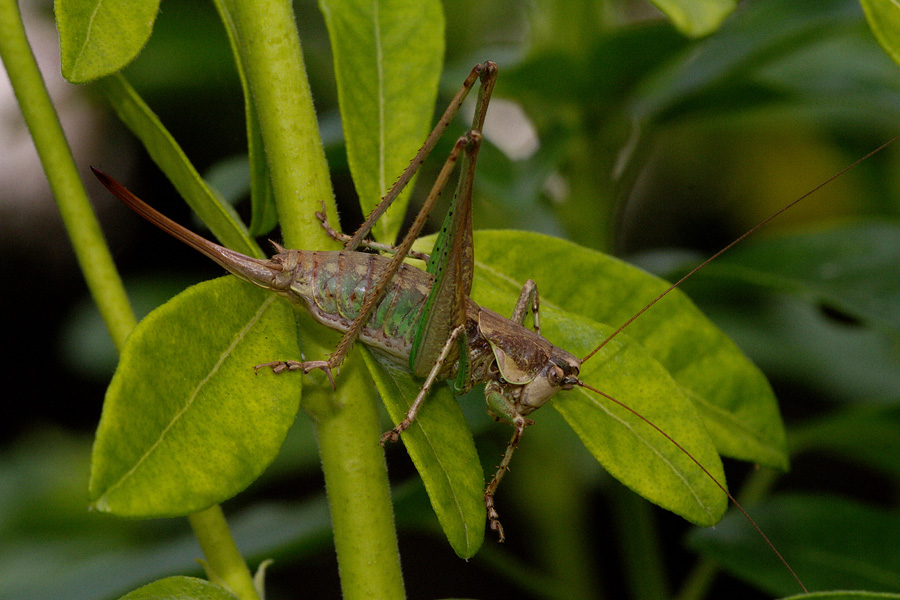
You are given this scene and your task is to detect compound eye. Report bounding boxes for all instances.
[548,364,565,386]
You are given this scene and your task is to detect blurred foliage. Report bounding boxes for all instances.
[3,0,900,599]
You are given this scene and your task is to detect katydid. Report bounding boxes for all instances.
[93,61,893,594]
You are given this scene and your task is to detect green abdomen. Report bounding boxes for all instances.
[287,251,432,364]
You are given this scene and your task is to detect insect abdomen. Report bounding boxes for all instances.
[287,250,433,363]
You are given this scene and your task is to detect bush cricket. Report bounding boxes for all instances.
[93,61,898,593]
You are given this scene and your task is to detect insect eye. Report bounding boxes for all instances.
[548,364,565,385]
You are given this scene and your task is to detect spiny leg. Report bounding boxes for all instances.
[258,63,497,382]
[380,324,466,445]
[315,200,430,262]
[345,62,498,251]
[484,279,541,542]
[255,132,475,382]
[484,415,533,542]
[314,132,479,377]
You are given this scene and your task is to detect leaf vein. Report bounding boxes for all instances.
[99,294,277,500]
[576,387,714,518]
[73,0,104,72]
[374,0,386,200]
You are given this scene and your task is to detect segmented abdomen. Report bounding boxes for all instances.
[284,250,433,364]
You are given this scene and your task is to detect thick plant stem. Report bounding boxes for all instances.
[226,1,406,598]
[308,345,407,600]
[611,485,669,600]
[189,506,261,600]
[225,0,338,250]
[0,0,136,350]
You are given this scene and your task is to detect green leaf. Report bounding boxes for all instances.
[471,269,726,527]
[210,0,278,237]
[365,351,485,558]
[118,576,236,600]
[860,0,900,68]
[650,0,736,37]
[682,222,900,402]
[792,405,900,479]
[56,0,160,83]
[90,277,301,517]
[319,0,444,244]
[93,74,262,258]
[630,0,864,125]
[688,495,900,596]
[473,230,789,470]
[549,311,728,526]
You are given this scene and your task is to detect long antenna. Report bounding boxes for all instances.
[581,135,899,364]
[578,379,808,593]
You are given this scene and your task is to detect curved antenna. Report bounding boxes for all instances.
[577,379,808,593]
[582,135,899,364]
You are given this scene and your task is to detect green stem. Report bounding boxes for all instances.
[307,346,407,599]
[189,506,260,600]
[225,0,338,250]
[0,0,136,350]
[225,1,406,598]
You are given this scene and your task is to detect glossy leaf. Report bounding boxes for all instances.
[650,0,736,37]
[792,405,900,479]
[118,576,235,600]
[365,351,485,558]
[689,495,900,596]
[90,278,301,517]
[630,0,865,125]
[56,0,160,83]
[319,0,444,243]
[473,230,789,470]
[680,223,900,402]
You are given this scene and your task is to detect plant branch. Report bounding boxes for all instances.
[224,1,406,598]
[190,506,261,600]
[224,0,337,250]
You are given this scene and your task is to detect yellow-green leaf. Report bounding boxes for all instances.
[651,0,737,37]
[860,0,900,68]
[56,0,160,83]
[90,277,301,516]
[319,0,444,243]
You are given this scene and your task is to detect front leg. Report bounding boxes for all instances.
[483,408,533,543]
[483,380,534,541]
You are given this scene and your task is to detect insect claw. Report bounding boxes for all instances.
[254,360,336,390]
[380,420,408,446]
[484,494,505,542]
[324,368,337,390]
[254,360,303,374]
[492,520,505,543]
[379,429,398,446]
